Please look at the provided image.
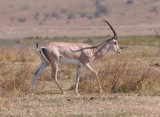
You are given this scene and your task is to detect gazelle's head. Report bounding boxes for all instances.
[104,19,121,53]
[109,38,121,53]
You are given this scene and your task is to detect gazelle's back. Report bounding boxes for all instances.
[44,42,91,50]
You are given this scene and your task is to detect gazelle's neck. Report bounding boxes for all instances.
[92,40,110,59]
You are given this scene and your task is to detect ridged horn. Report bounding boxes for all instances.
[104,19,117,39]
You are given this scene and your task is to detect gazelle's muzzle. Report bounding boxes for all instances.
[117,48,121,53]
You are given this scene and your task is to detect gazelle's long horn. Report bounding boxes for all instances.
[104,19,117,39]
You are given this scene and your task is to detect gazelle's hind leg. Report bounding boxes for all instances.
[32,62,49,90]
[51,62,65,94]
[41,47,65,94]
[85,63,102,93]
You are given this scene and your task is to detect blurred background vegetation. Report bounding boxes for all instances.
[0,0,159,40]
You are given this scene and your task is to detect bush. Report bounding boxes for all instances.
[51,12,59,19]
[33,12,40,21]
[126,0,133,5]
[150,6,159,14]
[80,12,88,18]
[17,17,27,23]
[95,5,109,17]
[67,12,76,19]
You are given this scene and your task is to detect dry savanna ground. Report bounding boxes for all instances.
[0,38,160,116]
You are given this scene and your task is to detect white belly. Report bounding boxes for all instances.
[59,56,81,65]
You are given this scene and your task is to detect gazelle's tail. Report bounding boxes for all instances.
[36,43,49,63]
[41,47,50,64]
[36,43,41,51]
[36,43,38,50]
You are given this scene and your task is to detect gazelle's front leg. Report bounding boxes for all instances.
[75,65,81,96]
[85,63,103,93]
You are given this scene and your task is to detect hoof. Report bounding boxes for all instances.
[75,93,81,96]
[99,89,103,93]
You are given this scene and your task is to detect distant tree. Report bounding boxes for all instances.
[80,12,88,18]
[60,8,67,14]
[17,17,27,23]
[39,21,43,25]
[33,12,40,21]
[87,15,93,19]
[126,0,133,4]
[51,12,59,19]
[150,6,159,14]
[95,4,109,17]
[95,0,101,6]
[94,0,109,17]
[41,13,49,22]
[67,12,76,19]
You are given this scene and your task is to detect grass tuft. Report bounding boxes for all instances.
[0,63,32,96]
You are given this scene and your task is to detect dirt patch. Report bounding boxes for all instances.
[1,93,160,117]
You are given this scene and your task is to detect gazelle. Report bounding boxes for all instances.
[32,19,121,95]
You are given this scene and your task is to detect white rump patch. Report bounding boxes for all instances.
[59,56,82,65]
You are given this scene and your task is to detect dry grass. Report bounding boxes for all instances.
[0,48,38,63]
[78,47,160,95]
[0,48,38,97]
[0,46,160,96]
[0,63,32,96]
[0,45,160,116]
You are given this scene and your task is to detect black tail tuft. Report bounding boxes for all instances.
[36,43,38,49]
